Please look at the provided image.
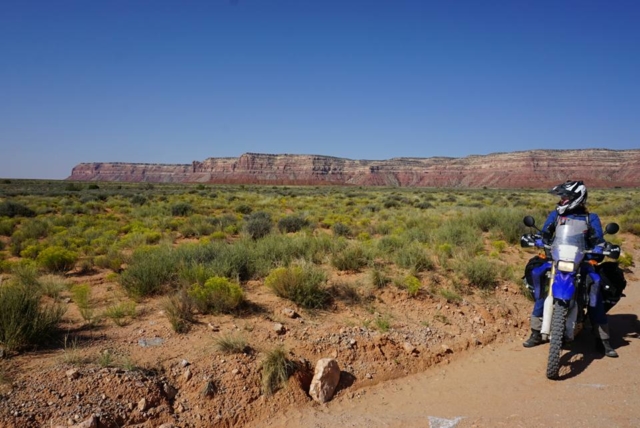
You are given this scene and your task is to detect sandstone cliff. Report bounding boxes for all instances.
[68,149,640,188]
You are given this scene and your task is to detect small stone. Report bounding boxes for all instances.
[138,398,148,412]
[282,308,298,318]
[208,323,220,332]
[180,359,190,367]
[365,373,373,379]
[274,323,286,334]
[441,344,453,353]
[231,368,239,375]
[183,369,192,381]
[66,369,80,380]
[349,338,357,348]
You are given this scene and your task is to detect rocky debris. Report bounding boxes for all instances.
[282,308,298,318]
[66,369,80,380]
[309,358,341,404]
[273,323,286,335]
[68,149,640,188]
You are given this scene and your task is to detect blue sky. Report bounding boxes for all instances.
[1,0,639,179]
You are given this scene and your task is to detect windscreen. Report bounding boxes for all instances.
[551,218,589,264]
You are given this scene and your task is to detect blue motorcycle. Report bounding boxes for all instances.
[520,215,620,379]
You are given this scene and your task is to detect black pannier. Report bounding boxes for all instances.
[597,262,627,312]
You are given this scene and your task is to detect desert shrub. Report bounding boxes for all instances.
[332,222,351,237]
[103,301,137,327]
[370,268,390,289]
[617,252,633,269]
[377,236,404,254]
[620,208,640,236]
[277,215,309,233]
[0,219,17,236]
[171,202,194,217]
[37,246,78,273]
[94,249,124,272]
[71,284,94,323]
[395,243,434,273]
[10,262,40,288]
[462,256,500,289]
[120,245,179,297]
[244,211,272,240]
[402,275,422,297]
[264,265,329,309]
[38,275,68,299]
[214,334,249,354]
[438,288,463,303]
[260,345,296,396]
[0,201,36,218]
[329,281,363,305]
[189,276,244,314]
[162,289,195,333]
[0,283,65,352]
[130,195,147,206]
[415,201,434,209]
[235,204,253,215]
[210,240,257,282]
[432,220,482,256]
[330,245,370,272]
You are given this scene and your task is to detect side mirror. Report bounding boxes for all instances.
[605,223,619,235]
[523,216,536,228]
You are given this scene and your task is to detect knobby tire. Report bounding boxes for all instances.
[546,301,568,380]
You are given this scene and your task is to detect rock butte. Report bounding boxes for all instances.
[68,149,640,188]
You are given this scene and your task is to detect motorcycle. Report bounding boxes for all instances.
[520,215,621,379]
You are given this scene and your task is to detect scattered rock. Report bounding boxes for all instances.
[309,358,341,403]
[180,359,190,367]
[183,369,192,381]
[273,323,286,334]
[138,398,148,412]
[282,308,298,318]
[65,369,80,380]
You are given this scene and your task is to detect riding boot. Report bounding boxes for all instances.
[595,324,619,358]
[523,329,543,348]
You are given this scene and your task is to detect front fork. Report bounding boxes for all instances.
[540,266,581,341]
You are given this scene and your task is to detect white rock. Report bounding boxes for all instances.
[309,358,341,403]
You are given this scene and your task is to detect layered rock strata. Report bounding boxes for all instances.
[68,149,640,188]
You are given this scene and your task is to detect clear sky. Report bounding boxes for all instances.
[1,0,639,179]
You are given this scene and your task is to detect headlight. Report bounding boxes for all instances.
[557,261,575,272]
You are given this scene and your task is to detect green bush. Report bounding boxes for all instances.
[395,243,434,272]
[277,215,309,233]
[0,201,36,218]
[130,195,147,206]
[235,204,253,215]
[332,222,351,237]
[171,202,194,217]
[244,211,272,240]
[0,283,65,352]
[162,289,195,333]
[403,275,422,297]
[260,345,296,396]
[189,276,244,314]
[331,245,369,272]
[120,245,179,297]
[36,246,78,273]
[265,265,329,309]
[462,256,500,289]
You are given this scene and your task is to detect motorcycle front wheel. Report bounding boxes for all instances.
[546,301,568,380]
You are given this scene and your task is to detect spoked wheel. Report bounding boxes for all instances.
[546,301,568,380]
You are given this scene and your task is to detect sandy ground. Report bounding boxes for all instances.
[255,269,640,428]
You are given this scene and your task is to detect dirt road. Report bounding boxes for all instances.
[255,268,640,428]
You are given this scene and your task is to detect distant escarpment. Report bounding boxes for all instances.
[68,149,640,188]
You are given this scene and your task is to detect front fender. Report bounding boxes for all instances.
[551,271,576,301]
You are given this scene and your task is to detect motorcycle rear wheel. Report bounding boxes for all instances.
[546,301,568,380]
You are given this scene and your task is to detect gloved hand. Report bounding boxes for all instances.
[535,238,544,247]
[592,245,604,255]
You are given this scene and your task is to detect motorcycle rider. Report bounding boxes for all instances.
[523,180,618,358]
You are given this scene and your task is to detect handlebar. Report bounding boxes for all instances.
[519,233,620,259]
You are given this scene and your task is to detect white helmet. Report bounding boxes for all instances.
[550,180,587,215]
